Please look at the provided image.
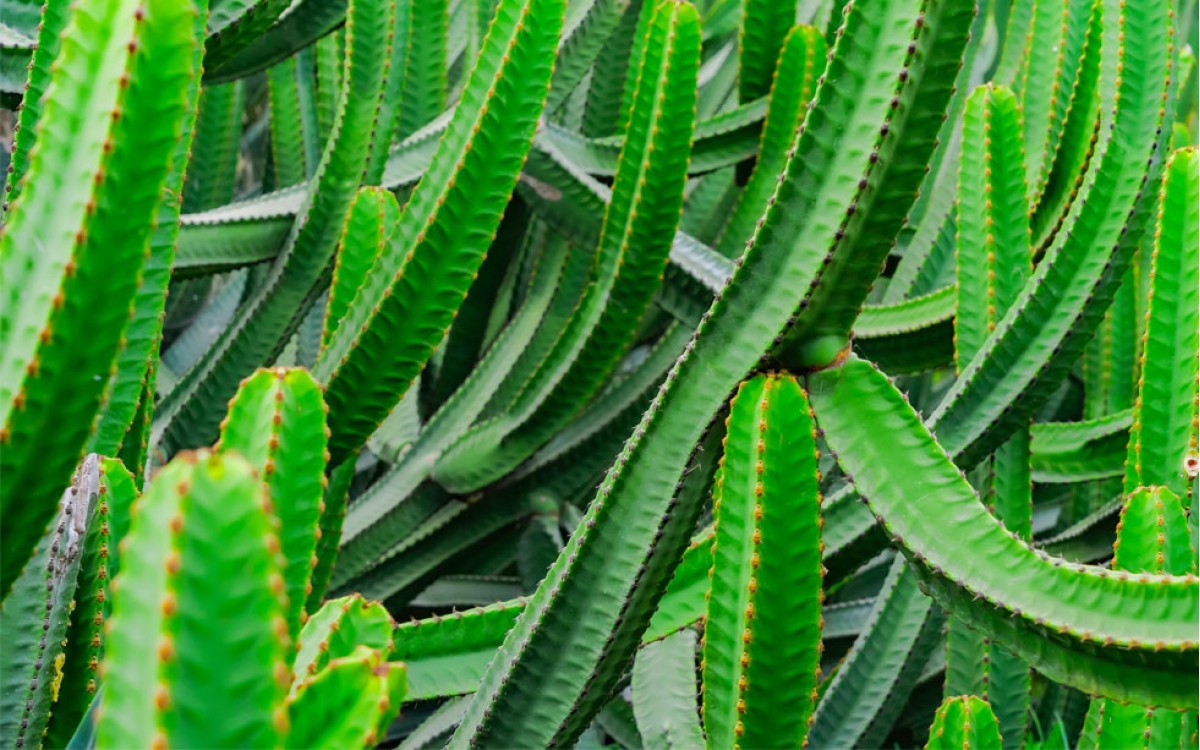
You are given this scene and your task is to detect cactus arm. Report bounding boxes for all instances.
[306,456,356,613]
[286,646,406,749]
[393,0,448,139]
[768,0,974,368]
[1018,0,1091,203]
[200,0,348,84]
[314,0,566,464]
[203,0,293,77]
[1079,487,1197,746]
[448,0,974,742]
[580,0,642,137]
[216,368,328,641]
[431,0,700,493]
[267,56,312,188]
[0,0,202,601]
[96,451,290,748]
[155,0,397,454]
[390,598,527,700]
[632,629,705,750]
[925,695,1005,750]
[1030,1,1101,252]
[321,187,401,347]
[807,355,1199,706]
[88,0,210,463]
[853,286,956,374]
[292,594,394,687]
[946,80,1034,748]
[183,81,245,213]
[332,234,571,584]
[1,0,69,213]
[426,199,530,410]
[737,0,795,103]
[1123,147,1199,501]
[808,557,944,749]
[953,84,1031,369]
[927,0,1176,469]
[701,374,823,749]
[547,0,633,116]
[0,457,97,747]
[313,31,342,145]
[1030,410,1132,483]
[716,24,824,257]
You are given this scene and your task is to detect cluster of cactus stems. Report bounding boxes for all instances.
[0,0,1197,747]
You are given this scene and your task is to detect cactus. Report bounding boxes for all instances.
[926,695,1005,750]
[1,0,1197,745]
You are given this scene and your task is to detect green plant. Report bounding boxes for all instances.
[1,0,1197,747]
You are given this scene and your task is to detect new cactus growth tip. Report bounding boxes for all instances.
[0,0,1196,747]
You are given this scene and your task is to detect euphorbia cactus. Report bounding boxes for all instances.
[1,0,1196,746]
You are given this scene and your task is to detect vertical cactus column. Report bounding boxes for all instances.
[701,373,823,749]
[95,452,291,748]
[946,82,1033,748]
[0,0,204,600]
[216,367,329,640]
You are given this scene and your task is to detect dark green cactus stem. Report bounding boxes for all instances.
[716,24,825,259]
[0,456,97,748]
[216,367,329,642]
[701,373,823,749]
[96,451,291,748]
[392,0,448,139]
[431,0,700,493]
[926,695,1004,750]
[315,0,567,463]
[0,0,204,603]
[737,0,795,103]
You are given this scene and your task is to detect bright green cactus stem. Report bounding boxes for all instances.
[946,81,1033,749]
[315,0,567,464]
[293,594,394,688]
[926,695,1004,750]
[0,0,203,601]
[737,0,795,103]
[96,451,290,749]
[0,457,98,748]
[1124,147,1199,503]
[807,355,1199,707]
[701,373,823,749]
[217,367,329,641]
[286,645,407,749]
[1077,485,1197,749]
